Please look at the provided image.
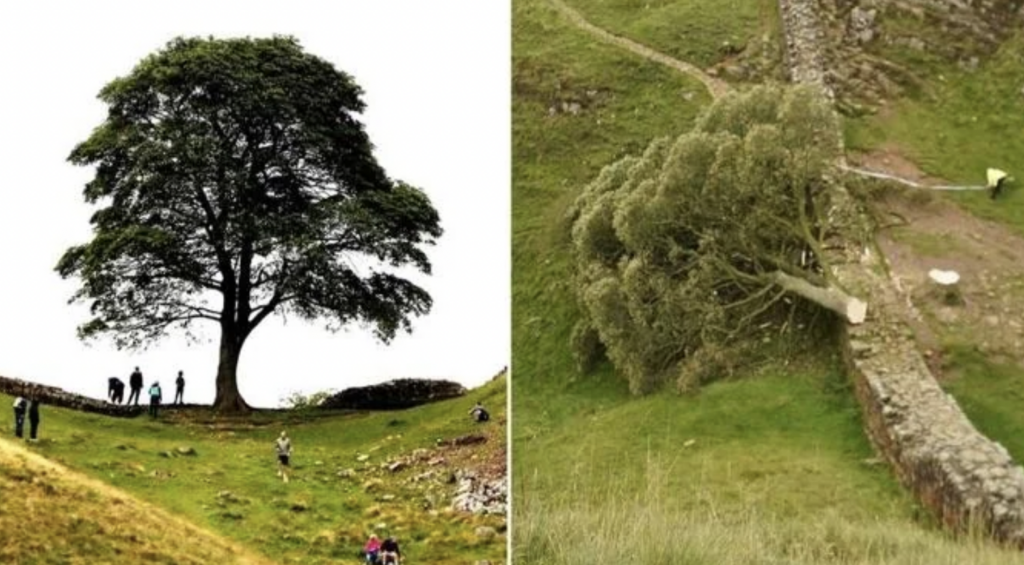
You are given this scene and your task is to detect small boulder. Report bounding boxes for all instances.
[475,526,498,540]
[176,446,196,456]
[388,461,407,473]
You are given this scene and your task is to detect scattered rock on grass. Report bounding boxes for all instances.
[177,446,196,456]
[474,526,498,540]
[388,461,407,473]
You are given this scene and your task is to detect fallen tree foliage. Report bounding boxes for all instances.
[567,84,862,393]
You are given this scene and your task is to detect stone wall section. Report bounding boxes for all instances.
[0,375,142,418]
[779,0,1024,546]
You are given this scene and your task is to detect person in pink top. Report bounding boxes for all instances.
[363,534,382,564]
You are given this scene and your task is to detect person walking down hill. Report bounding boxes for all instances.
[148,381,162,418]
[127,367,144,405]
[108,377,125,404]
[27,399,41,442]
[380,537,401,565]
[363,534,382,564]
[12,396,27,438]
[275,431,292,483]
[174,371,185,405]
[469,402,490,423]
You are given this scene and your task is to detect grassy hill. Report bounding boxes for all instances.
[512,0,1024,562]
[0,374,506,565]
[0,436,273,565]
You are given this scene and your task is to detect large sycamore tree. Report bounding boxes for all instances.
[57,36,442,412]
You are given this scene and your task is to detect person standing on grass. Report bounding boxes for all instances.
[363,534,382,564]
[148,381,162,418]
[174,370,185,405]
[127,366,144,405]
[12,396,27,438]
[276,431,292,483]
[380,536,401,565]
[27,399,41,442]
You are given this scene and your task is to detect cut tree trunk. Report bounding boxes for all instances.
[772,271,867,324]
[213,330,251,413]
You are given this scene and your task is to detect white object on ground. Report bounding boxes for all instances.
[928,269,960,286]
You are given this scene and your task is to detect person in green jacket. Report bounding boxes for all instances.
[148,382,163,418]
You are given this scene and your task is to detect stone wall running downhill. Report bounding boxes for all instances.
[318,378,467,411]
[778,0,1024,547]
[0,375,143,418]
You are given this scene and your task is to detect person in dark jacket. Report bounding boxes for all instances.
[380,537,401,564]
[12,396,27,438]
[174,371,185,405]
[469,402,490,423]
[127,367,144,405]
[108,377,125,404]
[28,399,41,441]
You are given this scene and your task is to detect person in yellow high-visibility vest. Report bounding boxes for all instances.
[988,168,1009,200]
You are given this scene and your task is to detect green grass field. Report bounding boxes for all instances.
[1,374,506,565]
[512,0,1024,562]
[562,0,778,70]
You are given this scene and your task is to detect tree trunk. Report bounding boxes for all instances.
[772,271,867,324]
[213,329,251,413]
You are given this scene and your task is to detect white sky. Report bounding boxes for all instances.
[0,1,510,407]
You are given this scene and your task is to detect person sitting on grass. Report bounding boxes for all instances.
[469,401,490,423]
[276,431,292,483]
[380,536,401,565]
[363,534,382,564]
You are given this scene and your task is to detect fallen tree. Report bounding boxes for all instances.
[567,84,866,393]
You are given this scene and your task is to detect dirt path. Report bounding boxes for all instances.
[548,0,731,99]
[0,437,275,565]
[872,189,1024,372]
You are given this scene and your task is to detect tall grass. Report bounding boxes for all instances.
[515,471,1024,565]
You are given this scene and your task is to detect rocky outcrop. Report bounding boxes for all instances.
[779,0,1024,547]
[0,375,142,418]
[318,378,466,411]
[809,0,1024,108]
[451,469,507,516]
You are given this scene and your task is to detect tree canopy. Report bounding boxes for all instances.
[57,36,442,411]
[567,84,844,394]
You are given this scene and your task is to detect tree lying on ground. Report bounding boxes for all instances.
[567,84,865,394]
[57,36,442,412]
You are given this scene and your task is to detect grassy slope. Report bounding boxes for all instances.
[0,375,506,565]
[512,0,1024,563]
[845,33,1024,467]
[563,0,775,69]
[845,35,1024,236]
[0,437,273,565]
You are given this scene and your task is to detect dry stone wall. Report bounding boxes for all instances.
[319,378,467,411]
[0,375,142,418]
[779,0,1024,546]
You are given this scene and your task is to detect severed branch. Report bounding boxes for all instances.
[771,270,867,324]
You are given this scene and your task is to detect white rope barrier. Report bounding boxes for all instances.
[839,164,990,191]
